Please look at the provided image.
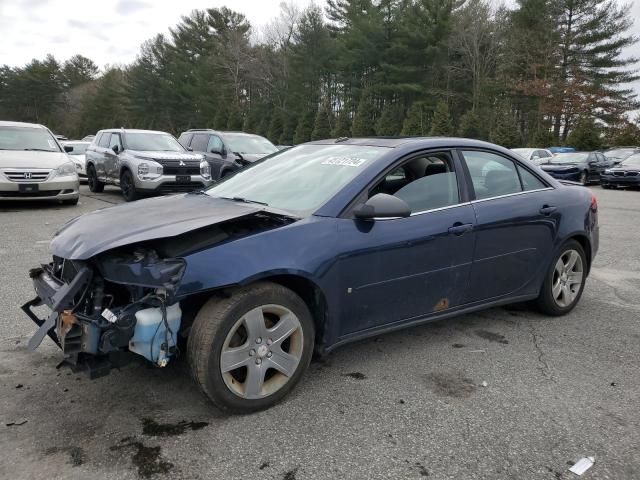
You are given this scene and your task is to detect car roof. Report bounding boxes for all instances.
[305,136,504,149]
[0,120,46,129]
[100,128,169,135]
[184,129,267,137]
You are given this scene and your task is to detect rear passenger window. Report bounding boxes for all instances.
[98,133,111,148]
[462,151,522,200]
[517,165,546,191]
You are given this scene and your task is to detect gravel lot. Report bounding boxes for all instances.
[1,185,639,480]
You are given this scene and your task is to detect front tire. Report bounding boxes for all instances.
[535,240,587,316]
[120,169,139,202]
[187,282,315,414]
[87,165,104,193]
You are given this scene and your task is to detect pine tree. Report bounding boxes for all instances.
[401,103,428,136]
[279,114,299,145]
[429,101,453,136]
[352,96,376,137]
[293,109,316,144]
[311,106,332,140]
[268,110,284,143]
[213,105,228,130]
[375,102,403,136]
[610,121,640,147]
[567,116,601,150]
[332,108,352,137]
[489,102,521,148]
[226,104,243,130]
[458,110,484,139]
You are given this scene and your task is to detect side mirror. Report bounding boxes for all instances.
[63,145,74,153]
[112,145,120,154]
[353,193,411,220]
[211,147,226,156]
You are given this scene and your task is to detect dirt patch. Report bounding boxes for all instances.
[475,329,509,344]
[427,372,476,398]
[44,446,85,467]
[283,467,298,480]
[141,417,208,437]
[110,438,174,478]
[342,372,367,380]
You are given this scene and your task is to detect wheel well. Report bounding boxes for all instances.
[570,234,592,274]
[261,274,328,349]
[120,166,131,178]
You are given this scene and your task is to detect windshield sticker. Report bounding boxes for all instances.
[321,156,369,167]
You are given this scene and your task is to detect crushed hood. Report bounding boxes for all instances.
[0,150,70,169]
[50,193,263,260]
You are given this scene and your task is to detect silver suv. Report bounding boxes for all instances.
[86,129,212,201]
[0,121,79,204]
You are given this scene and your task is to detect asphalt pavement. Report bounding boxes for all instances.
[0,185,638,480]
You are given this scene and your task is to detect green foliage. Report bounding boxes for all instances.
[293,109,316,144]
[429,101,453,136]
[458,110,484,140]
[489,102,521,148]
[0,0,637,145]
[352,96,377,137]
[609,121,640,146]
[311,106,332,140]
[401,103,429,136]
[375,102,404,136]
[567,116,601,150]
[332,108,352,137]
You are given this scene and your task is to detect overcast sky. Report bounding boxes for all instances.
[1,0,638,110]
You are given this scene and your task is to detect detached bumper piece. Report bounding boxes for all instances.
[23,251,185,379]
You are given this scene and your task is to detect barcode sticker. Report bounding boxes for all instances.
[101,308,118,323]
[321,156,369,167]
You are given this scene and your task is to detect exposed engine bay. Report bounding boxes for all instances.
[22,211,296,378]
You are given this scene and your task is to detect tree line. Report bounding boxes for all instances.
[1,0,638,150]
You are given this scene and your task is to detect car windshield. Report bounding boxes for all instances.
[621,154,640,167]
[0,126,61,152]
[223,133,278,155]
[66,143,88,154]
[549,152,589,164]
[125,132,185,152]
[605,148,636,159]
[205,144,387,215]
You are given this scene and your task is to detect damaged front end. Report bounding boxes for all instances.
[23,248,186,378]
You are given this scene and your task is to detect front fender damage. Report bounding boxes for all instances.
[23,249,186,378]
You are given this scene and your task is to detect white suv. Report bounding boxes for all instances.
[0,121,79,204]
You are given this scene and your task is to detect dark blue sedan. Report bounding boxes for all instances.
[24,137,599,413]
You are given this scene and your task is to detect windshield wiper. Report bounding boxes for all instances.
[23,148,54,152]
[219,196,269,206]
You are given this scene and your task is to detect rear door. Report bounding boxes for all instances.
[95,132,111,181]
[106,133,123,182]
[460,149,558,303]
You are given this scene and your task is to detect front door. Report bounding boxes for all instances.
[106,133,123,182]
[337,151,476,336]
[460,149,559,302]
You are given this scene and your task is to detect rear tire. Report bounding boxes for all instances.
[120,169,139,202]
[535,240,587,316]
[87,165,104,193]
[579,171,588,185]
[187,282,314,414]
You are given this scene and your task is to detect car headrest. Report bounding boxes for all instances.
[425,162,447,176]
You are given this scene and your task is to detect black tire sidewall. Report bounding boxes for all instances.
[192,284,314,413]
[120,170,137,201]
[87,165,103,192]
[537,240,587,316]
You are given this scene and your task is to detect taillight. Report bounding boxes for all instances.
[590,192,598,211]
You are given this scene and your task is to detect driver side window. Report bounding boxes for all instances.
[370,152,460,214]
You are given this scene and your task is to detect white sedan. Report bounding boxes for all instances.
[62,141,90,179]
[511,148,554,165]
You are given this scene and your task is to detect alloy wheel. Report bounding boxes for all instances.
[551,249,584,308]
[220,305,303,399]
